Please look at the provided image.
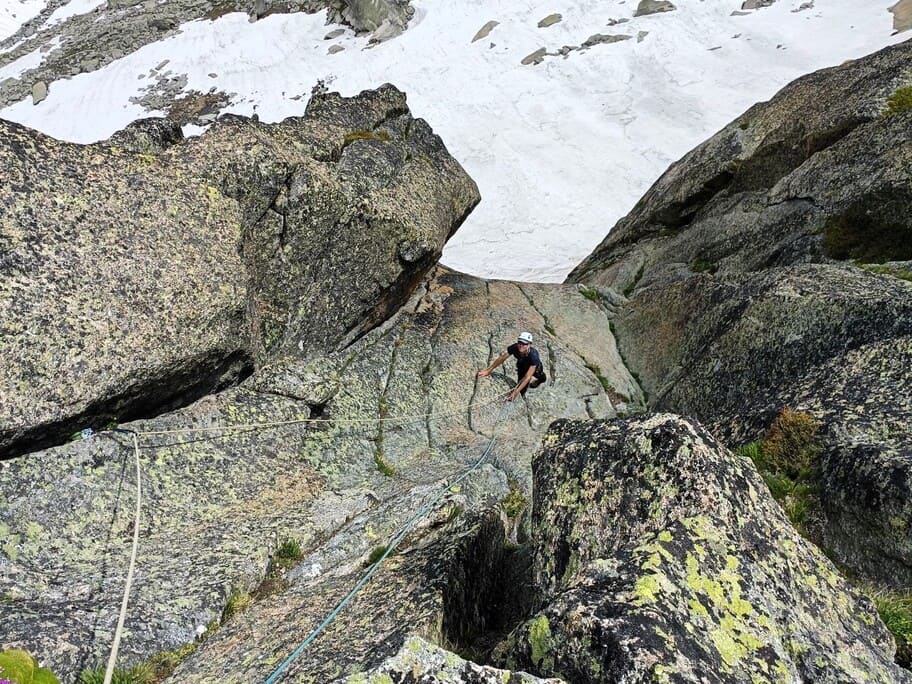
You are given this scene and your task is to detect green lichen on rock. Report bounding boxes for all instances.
[499,415,909,683]
[528,615,554,671]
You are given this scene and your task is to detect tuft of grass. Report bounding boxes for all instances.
[864,588,912,667]
[583,361,629,406]
[584,362,612,394]
[221,589,252,622]
[858,263,912,283]
[148,619,217,682]
[365,544,389,567]
[884,86,912,117]
[274,538,303,569]
[374,452,395,476]
[690,256,717,274]
[578,285,601,303]
[736,408,822,534]
[276,538,302,560]
[78,664,153,684]
[502,481,528,519]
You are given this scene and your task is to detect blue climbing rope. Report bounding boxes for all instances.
[264,400,515,684]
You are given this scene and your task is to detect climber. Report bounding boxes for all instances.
[476,331,547,401]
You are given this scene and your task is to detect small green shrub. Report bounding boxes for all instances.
[737,408,822,535]
[222,589,252,621]
[78,664,153,684]
[735,440,762,461]
[762,407,821,480]
[276,538,302,562]
[0,650,60,684]
[884,86,912,117]
[502,482,528,519]
[365,545,389,567]
[578,285,601,303]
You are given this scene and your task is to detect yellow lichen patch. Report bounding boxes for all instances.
[653,664,678,682]
[528,615,554,670]
[690,598,710,618]
[634,574,661,605]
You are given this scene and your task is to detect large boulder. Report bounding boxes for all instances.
[0,84,479,458]
[568,39,912,586]
[327,0,414,36]
[0,268,637,680]
[498,415,910,682]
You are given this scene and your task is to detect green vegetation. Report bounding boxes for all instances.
[221,589,252,621]
[502,481,528,519]
[372,428,395,476]
[0,649,60,684]
[78,665,154,684]
[863,588,912,667]
[274,538,303,569]
[690,256,717,274]
[884,86,912,117]
[365,544,389,567]
[858,263,912,283]
[584,362,614,395]
[736,408,821,534]
[373,452,395,476]
[578,285,601,303]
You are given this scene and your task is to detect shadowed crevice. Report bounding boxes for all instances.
[1,350,253,460]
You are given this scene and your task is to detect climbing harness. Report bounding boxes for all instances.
[90,390,515,684]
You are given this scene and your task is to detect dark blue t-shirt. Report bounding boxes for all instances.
[507,343,544,379]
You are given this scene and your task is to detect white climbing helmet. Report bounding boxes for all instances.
[518,331,533,344]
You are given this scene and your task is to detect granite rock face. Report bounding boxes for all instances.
[0,84,479,458]
[569,39,912,586]
[0,267,639,680]
[498,415,910,683]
